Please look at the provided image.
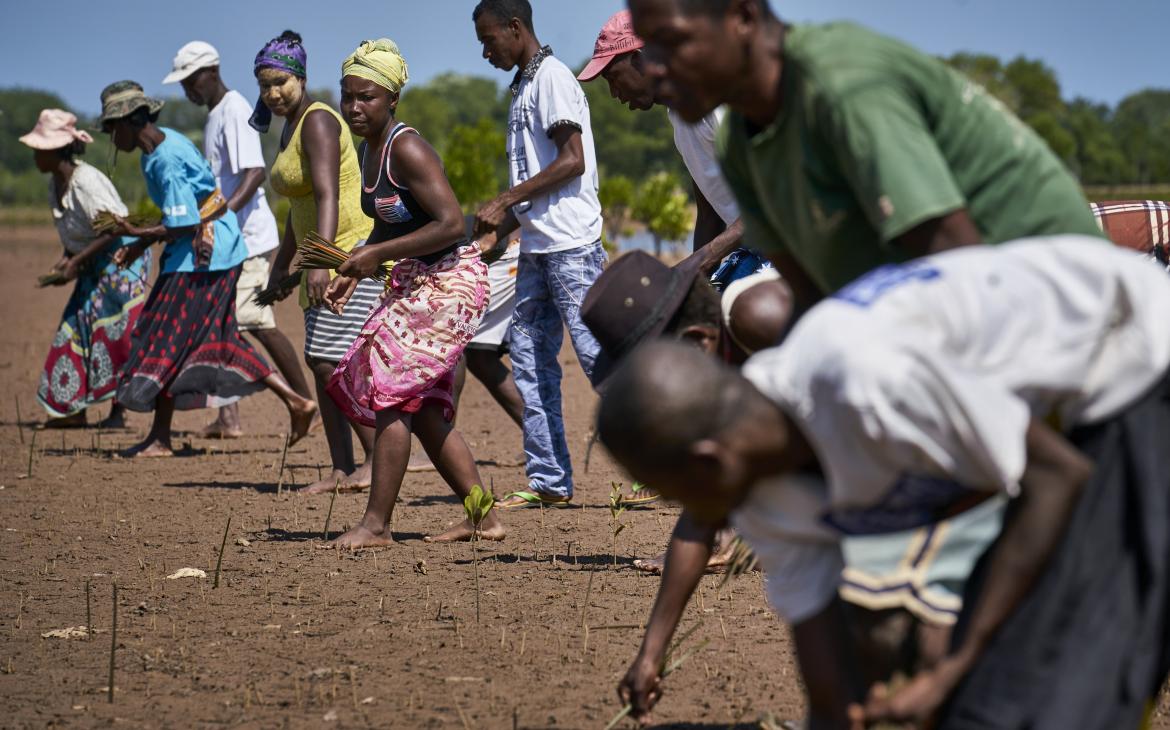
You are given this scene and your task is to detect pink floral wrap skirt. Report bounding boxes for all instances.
[327,244,488,426]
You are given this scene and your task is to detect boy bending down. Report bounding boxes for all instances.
[598,235,1170,728]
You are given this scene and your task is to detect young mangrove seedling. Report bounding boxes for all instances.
[608,483,629,568]
[462,484,495,623]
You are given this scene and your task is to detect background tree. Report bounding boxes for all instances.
[598,174,635,242]
[442,118,506,212]
[631,172,692,257]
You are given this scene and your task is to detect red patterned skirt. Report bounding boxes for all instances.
[116,267,273,412]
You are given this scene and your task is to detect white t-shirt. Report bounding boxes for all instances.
[731,235,1170,623]
[50,162,128,255]
[507,55,602,254]
[668,107,739,226]
[203,89,279,258]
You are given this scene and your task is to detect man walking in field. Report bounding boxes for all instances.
[472,0,606,508]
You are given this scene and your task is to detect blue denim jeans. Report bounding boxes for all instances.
[511,240,607,498]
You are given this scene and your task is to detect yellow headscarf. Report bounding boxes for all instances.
[341,39,409,95]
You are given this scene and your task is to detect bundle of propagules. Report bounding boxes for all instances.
[296,231,392,282]
[91,210,158,235]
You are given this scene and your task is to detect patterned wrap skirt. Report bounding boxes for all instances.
[116,266,273,412]
[38,249,152,417]
[327,244,488,427]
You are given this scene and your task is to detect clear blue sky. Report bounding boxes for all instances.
[2,0,1165,116]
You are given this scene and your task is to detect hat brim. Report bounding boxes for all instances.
[577,54,618,82]
[18,131,73,151]
[589,255,705,391]
[100,98,166,129]
[162,67,198,84]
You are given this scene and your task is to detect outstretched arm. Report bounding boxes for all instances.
[475,125,584,238]
[858,419,1091,726]
[618,511,720,723]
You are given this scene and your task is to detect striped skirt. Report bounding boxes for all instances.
[303,277,384,362]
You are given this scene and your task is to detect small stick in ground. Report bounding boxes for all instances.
[108,582,118,703]
[14,395,24,445]
[579,568,595,628]
[276,434,290,496]
[85,580,92,640]
[25,429,37,478]
[323,484,338,540]
[213,515,232,589]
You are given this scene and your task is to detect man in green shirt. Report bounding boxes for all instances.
[628,0,1103,311]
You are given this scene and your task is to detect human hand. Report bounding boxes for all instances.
[849,659,965,729]
[266,266,290,293]
[51,255,70,272]
[336,246,384,280]
[305,269,332,308]
[678,247,718,278]
[617,653,664,725]
[324,275,359,315]
[60,258,81,283]
[477,229,503,264]
[113,242,147,269]
[474,194,511,236]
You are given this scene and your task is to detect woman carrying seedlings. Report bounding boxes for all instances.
[251,30,380,494]
[325,39,502,548]
[20,109,152,429]
[99,81,318,457]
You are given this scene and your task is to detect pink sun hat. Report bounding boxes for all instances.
[577,10,645,82]
[19,109,94,150]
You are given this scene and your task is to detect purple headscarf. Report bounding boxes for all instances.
[249,32,308,133]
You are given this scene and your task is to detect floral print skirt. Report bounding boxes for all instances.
[327,244,488,427]
[38,249,151,418]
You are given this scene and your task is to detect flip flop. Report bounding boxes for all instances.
[622,490,661,508]
[497,490,572,509]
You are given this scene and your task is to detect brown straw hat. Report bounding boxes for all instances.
[99,80,165,131]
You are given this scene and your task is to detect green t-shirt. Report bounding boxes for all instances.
[719,22,1104,294]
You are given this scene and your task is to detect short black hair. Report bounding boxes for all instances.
[472,0,534,33]
[57,139,87,162]
[664,277,721,334]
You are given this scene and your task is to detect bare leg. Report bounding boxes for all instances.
[98,402,126,429]
[262,372,317,446]
[300,358,366,493]
[416,403,505,543]
[123,396,175,457]
[331,408,413,548]
[465,349,524,428]
[252,328,313,399]
[201,402,243,439]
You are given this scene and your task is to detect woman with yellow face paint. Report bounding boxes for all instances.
[323,39,500,548]
[250,30,379,494]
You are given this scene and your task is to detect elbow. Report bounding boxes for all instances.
[568,155,586,178]
[442,214,466,245]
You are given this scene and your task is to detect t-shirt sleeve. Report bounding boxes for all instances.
[147,155,201,229]
[534,67,586,137]
[822,83,967,244]
[762,539,845,625]
[717,118,783,254]
[223,97,268,175]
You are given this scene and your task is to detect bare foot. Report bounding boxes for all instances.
[339,462,372,491]
[121,438,174,459]
[633,552,667,574]
[406,451,436,473]
[298,470,347,495]
[199,420,243,439]
[331,525,394,549]
[286,398,318,447]
[424,518,507,543]
[633,538,738,575]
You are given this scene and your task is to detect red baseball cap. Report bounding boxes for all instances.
[577,10,645,82]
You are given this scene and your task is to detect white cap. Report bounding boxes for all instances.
[163,41,220,84]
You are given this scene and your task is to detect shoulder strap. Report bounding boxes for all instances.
[385,123,418,190]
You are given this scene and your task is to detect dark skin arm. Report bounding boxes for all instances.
[301,108,343,307]
[325,131,465,313]
[679,180,745,276]
[855,419,1091,727]
[474,124,586,251]
[226,167,266,213]
[792,597,867,730]
[618,511,720,725]
[264,210,299,301]
[56,232,121,283]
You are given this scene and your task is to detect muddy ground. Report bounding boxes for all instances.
[1,224,1166,729]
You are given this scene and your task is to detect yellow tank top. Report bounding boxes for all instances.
[270,101,372,308]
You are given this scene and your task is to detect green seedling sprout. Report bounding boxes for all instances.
[608,482,629,567]
[605,621,710,730]
[462,484,495,623]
